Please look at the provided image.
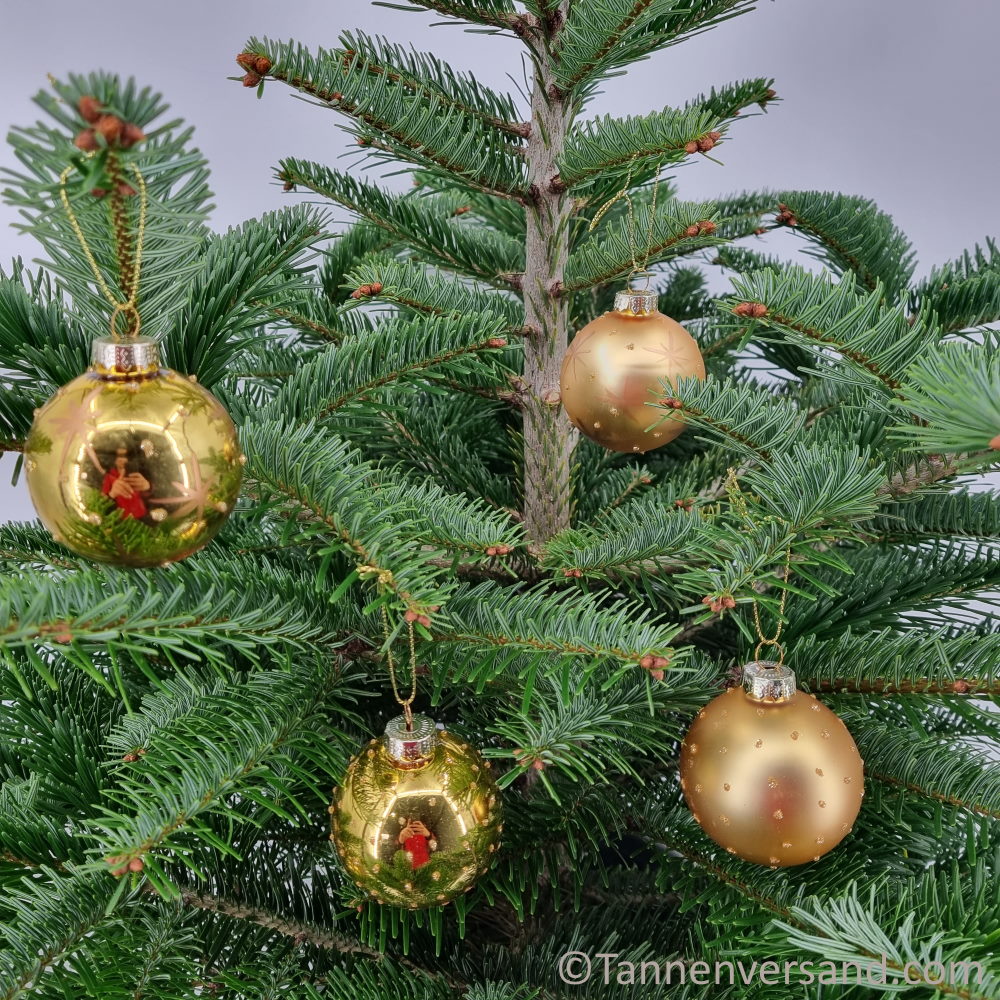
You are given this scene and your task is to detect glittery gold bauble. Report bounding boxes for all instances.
[25,337,243,567]
[680,662,864,867]
[331,715,502,908]
[561,288,705,453]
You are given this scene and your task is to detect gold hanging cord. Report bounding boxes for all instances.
[725,468,793,664]
[358,564,419,730]
[588,153,663,291]
[59,156,148,339]
[751,544,792,665]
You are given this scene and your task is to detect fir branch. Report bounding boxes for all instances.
[244,37,526,199]
[654,374,807,461]
[344,255,525,328]
[788,630,1000,697]
[0,868,120,1000]
[564,200,721,290]
[910,237,1000,332]
[277,159,524,283]
[893,336,1000,454]
[771,191,916,299]
[252,312,514,423]
[375,0,527,31]
[177,888,383,957]
[724,267,940,393]
[242,420,455,610]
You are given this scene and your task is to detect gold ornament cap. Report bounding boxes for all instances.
[742,660,797,702]
[614,289,657,315]
[383,714,438,765]
[90,336,161,376]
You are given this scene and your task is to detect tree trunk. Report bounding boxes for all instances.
[521,6,577,553]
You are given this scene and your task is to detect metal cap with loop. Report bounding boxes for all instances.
[742,660,797,702]
[383,714,438,765]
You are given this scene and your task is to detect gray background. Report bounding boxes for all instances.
[1,0,998,519]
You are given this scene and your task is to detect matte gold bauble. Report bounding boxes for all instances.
[25,337,243,567]
[561,289,705,453]
[680,662,864,867]
[330,715,502,909]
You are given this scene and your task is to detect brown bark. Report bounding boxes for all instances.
[521,3,578,552]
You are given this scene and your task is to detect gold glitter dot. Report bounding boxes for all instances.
[593,421,602,429]
[816,836,825,844]
[756,708,765,717]
[782,841,792,848]
[698,709,706,718]
[404,882,413,891]
[694,783,702,793]
[626,343,635,350]
[432,870,441,880]
[609,407,620,416]
[437,893,447,901]
[688,743,698,754]
[754,739,763,748]
[790,731,799,740]
[769,856,780,865]
[719,814,730,825]
[726,846,736,854]
[723,783,731,791]
[820,730,830,739]
[810,703,821,711]
[818,800,826,808]
[813,855,820,862]
[843,776,852,784]
[719,746,728,754]
[773,809,784,820]
[815,768,824,776]
[767,777,779,789]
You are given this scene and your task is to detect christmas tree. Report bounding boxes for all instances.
[2,1,1000,997]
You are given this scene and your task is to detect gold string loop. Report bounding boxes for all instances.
[751,540,792,665]
[726,468,793,665]
[357,565,420,731]
[588,154,664,286]
[59,156,148,339]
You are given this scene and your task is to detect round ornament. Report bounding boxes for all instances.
[561,288,705,453]
[330,714,502,908]
[679,661,864,867]
[25,336,243,567]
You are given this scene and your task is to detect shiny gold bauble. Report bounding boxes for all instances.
[25,337,243,567]
[679,662,864,867]
[331,715,502,908]
[561,289,705,453]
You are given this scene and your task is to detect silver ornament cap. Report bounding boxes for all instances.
[742,660,797,702]
[383,714,438,765]
[90,336,161,376]
[614,289,658,315]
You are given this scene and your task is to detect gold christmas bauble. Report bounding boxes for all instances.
[680,662,864,867]
[561,289,705,453]
[25,336,243,567]
[331,715,502,908]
